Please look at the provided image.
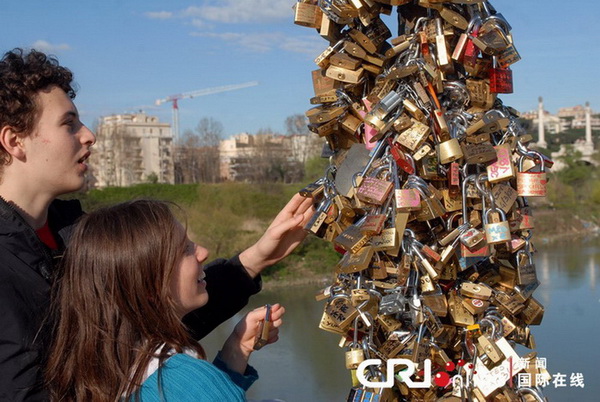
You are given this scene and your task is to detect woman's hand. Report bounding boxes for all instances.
[220,304,285,374]
[239,194,314,278]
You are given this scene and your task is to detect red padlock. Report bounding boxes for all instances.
[489,56,513,94]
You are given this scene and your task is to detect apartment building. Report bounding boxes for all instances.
[90,113,174,187]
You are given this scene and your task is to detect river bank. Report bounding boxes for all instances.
[533,208,600,244]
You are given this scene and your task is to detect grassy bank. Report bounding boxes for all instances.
[66,178,598,284]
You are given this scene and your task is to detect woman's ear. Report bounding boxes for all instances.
[0,126,26,160]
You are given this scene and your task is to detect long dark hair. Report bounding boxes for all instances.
[45,200,205,401]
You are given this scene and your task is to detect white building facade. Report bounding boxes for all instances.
[90,113,174,187]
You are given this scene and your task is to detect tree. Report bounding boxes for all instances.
[556,145,594,187]
[285,114,309,135]
[195,117,223,183]
[304,154,330,182]
[146,172,158,184]
[174,117,223,183]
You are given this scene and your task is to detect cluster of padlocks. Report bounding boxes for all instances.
[295,1,551,401]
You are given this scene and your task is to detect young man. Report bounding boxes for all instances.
[0,48,313,401]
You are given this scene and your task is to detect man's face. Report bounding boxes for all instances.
[23,85,95,196]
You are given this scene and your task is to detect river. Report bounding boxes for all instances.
[201,236,600,401]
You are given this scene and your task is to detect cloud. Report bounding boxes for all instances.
[192,32,276,53]
[144,11,173,20]
[31,40,71,53]
[279,35,324,56]
[145,1,319,56]
[190,18,212,29]
[180,0,292,24]
[191,31,323,56]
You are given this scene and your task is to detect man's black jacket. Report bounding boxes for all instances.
[0,198,261,401]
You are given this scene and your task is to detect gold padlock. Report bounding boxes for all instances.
[436,138,464,164]
[294,1,322,28]
[484,208,511,245]
[516,152,547,197]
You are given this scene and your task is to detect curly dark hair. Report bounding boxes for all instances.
[0,48,77,166]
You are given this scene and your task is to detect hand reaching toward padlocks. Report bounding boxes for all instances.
[220,304,285,375]
[239,193,314,277]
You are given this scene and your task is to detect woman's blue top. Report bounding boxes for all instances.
[134,352,258,401]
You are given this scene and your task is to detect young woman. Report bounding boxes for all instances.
[45,200,284,401]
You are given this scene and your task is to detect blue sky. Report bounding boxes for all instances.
[1,0,599,138]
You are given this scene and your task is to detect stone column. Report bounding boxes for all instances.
[585,101,593,146]
[537,96,547,148]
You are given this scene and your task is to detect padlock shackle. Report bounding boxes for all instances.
[446,211,463,231]
[516,248,533,265]
[443,81,471,110]
[465,15,482,34]
[335,88,353,106]
[483,314,504,339]
[484,15,512,35]
[477,317,497,340]
[461,174,477,219]
[475,173,497,212]
[484,205,506,223]
[518,150,545,172]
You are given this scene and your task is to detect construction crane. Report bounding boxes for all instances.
[155,81,259,139]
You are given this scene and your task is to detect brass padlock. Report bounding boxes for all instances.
[334,224,370,254]
[515,249,538,286]
[323,295,359,331]
[459,227,485,249]
[484,208,511,245]
[356,176,393,205]
[330,52,361,70]
[395,188,421,211]
[325,64,365,84]
[311,68,342,96]
[345,345,364,369]
[461,142,497,165]
[434,18,450,68]
[294,1,322,28]
[319,13,341,43]
[448,292,475,327]
[422,292,448,317]
[460,281,492,300]
[336,246,374,274]
[476,334,504,365]
[371,228,399,254]
[487,144,515,183]
[305,105,345,124]
[491,183,517,214]
[345,315,366,369]
[419,273,436,293]
[516,152,547,197]
[519,296,544,325]
[396,119,431,151]
[304,197,332,237]
[497,41,521,68]
[466,78,496,109]
[360,214,386,235]
[436,138,464,164]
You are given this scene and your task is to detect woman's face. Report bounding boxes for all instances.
[170,223,210,317]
